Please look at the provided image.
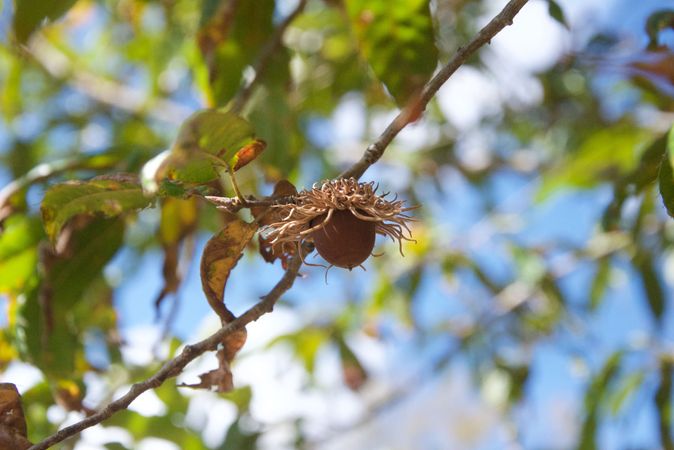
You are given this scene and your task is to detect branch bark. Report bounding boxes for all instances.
[28,255,302,450]
[339,0,530,180]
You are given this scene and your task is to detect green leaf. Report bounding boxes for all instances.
[12,0,77,43]
[219,418,260,450]
[223,385,253,413]
[659,125,674,218]
[655,358,673,450]
[603,133,667,230]
[0,215,43,293]
[589,258,611,310]
[197,0,277,105]
[578,351,623,450]
[608,371,645,416]
[17,217,125,377]
[40,175,151,243]
[335,333,368,390]
[345,0,438,106]
[546,0,570,29]
[645,9,674,48]
[250,87,302,178]
[633,250,666,325]
[539,126,651,200]
[269,327,329,374]
[159,110,258,184]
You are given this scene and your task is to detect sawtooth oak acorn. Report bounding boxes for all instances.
[262,178,415,270]
[310,209,376,269]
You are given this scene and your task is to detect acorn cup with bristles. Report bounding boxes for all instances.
[262,178,416,270]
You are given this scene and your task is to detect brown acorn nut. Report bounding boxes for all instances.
[261,178,416,270]
[310,209,376,269]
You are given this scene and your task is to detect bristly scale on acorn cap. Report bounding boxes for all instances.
[261,178,416,269]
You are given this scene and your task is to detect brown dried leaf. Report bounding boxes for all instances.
[251,180,297,266]
[232,139,267,172]
[193,212,257,393]
[179,346,236,393]
[200,212,258,323]
[0,383,31,449]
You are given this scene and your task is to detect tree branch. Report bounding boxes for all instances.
[28,2,531,447]
[339,0,530,180]
[28,255,303,450]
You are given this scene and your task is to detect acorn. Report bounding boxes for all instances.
[261,178,415,269]
[310,209,376,269]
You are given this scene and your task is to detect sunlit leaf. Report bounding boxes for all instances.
[0,215,43,293]
[158,110,259,185]
[40,174,151,243]
[539,126,651,200]
[604,133,667,230]
[345,0,438,106]
[269,327,329,374]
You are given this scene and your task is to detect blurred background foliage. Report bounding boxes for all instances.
[1,0,674,449]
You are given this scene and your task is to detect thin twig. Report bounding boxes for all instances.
[28,256,303,450]
[339,0,530,180]
[230,0,308,113]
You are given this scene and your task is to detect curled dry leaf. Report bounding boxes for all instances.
[251,179,298,267]
[193,211,257,392]
[232,139,267,172]
[0,383,31,450]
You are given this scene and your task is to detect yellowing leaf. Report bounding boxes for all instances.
[200,212,258,323]
[192,213,257,393]
[157,110,261,185]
